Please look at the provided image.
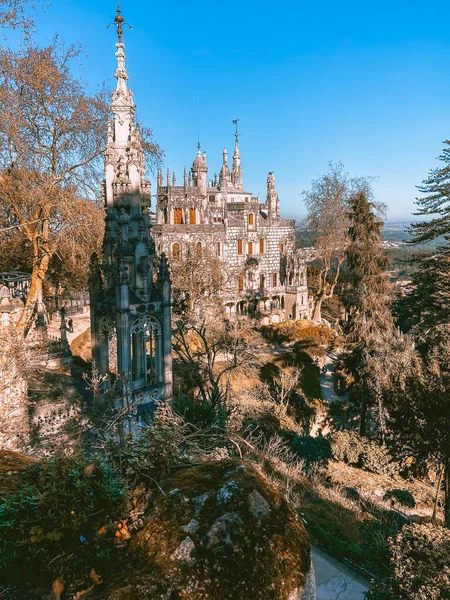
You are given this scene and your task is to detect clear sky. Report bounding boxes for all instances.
[24,0,450,222]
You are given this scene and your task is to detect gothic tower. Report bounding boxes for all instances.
[89,6,172,418]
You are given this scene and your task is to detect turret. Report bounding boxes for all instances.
[267,171,279,218]
[219,148,231,187]
[191,145,208,195]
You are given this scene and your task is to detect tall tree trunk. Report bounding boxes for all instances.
[18,252,51,337]
[359,382,367,437]
[432,466,444,524]
[445,459,450,528]
[311,296,323,322]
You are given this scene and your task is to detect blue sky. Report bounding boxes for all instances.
[26,0,450,221]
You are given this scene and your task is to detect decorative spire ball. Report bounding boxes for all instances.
[106,1,133,44]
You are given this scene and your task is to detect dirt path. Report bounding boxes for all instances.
[320,350,347,404]
[47,309,90,345]
[312,547,369,599]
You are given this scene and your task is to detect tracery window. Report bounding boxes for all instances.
[272,272,278,287]
[280,243,285,254]
[173,208,182,224]
[237,239,243,255]
[259,239,265,254]
[190,209,197,224]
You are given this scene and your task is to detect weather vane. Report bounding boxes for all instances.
[106,1,133,43]
[232,119,240,140]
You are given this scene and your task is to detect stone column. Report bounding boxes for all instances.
[162,281,173,401]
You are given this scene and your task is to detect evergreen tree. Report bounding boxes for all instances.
[394,244,450,339]
[410,140,450,243]
[343,190,393,436]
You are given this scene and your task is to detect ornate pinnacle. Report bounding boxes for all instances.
[233,118,240,142]
[107,1,133,44]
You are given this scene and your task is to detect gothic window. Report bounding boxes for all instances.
[259,239,265,254]
[209,195,215,203]
[248,241,253,255]
[172,243,181,259]
[237,239,243,255]
[190,209,197,224]
[248,213,254,225]
[174,208,182,224]
[131,317,162,385]
[238,275,244,292]
[217,242,221,256]
[196,241,203,256]
[280,243,285,254]
[164,207,168,224]
[272,272,278,287]
[260,273,265,289]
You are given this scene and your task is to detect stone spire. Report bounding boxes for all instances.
[103,4,149,206]
[231,119,243,189]
[219,148,231,187]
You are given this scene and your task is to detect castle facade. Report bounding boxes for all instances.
[153,133,309,323]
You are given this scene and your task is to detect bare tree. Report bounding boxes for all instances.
[302,163,371,322]
[0,0,38,32]
[0,41,160,335]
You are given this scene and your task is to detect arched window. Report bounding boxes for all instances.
[237,239,243,255]
[196,241,203,256]
[260,273,265,289]
[259,239,265,254]
[248,213,254,225]
[172,243,181,259]
[217,242,221,257]
[272,272,278,287]
[238,275,244,292]
[280,243,285,254]
[189,209,197,224]
[173,208,182,224]
[248,241,253,255]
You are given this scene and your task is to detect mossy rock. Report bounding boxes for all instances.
[101,459,312,599]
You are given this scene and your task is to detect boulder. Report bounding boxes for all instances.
[101,459,314,599]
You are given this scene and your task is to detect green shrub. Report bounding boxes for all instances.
[0,453,126,591]
[173,393,229,428]
[330,430,399,476]
[291,435,331,468]
[383,489,415,509]
[361,441,399,476]
[329,430,363,464]
[365,523,450,600]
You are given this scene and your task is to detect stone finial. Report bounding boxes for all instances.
[167,167,171,187]
[184,166,188,188]
[172,172,176,186]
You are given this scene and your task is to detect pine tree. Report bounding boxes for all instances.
[410,140,450,243]
[343,190,393,436]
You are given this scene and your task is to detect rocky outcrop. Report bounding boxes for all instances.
[102,459,314,599]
